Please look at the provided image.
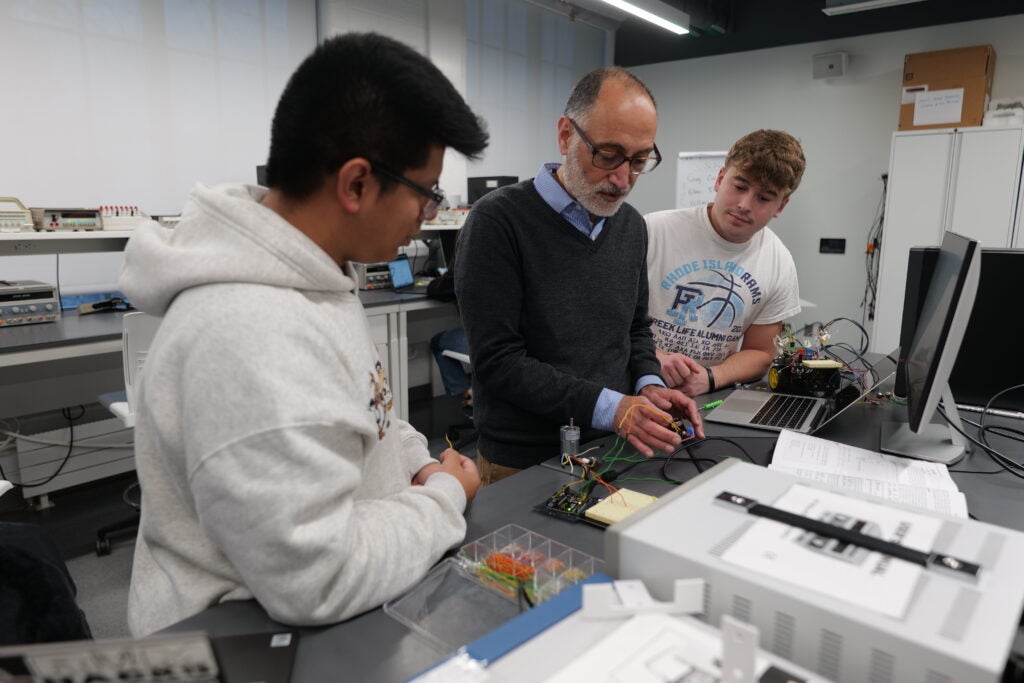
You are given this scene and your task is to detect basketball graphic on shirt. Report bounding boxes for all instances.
[692,270,745,329]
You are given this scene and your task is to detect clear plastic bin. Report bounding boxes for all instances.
[383,525,600,652]
[457,525,598,605]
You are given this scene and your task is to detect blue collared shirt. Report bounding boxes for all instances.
[534,162,607,240]
[532,164,665,432]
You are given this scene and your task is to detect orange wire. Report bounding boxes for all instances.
[616,401,680,436]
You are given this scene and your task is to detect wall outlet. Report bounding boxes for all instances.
[820,238,846,254]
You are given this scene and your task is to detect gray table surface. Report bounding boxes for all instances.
[163,374,1024,682]
[0,310,127,353]
[0,289,431,355]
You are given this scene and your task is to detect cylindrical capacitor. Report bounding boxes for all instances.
[560,422,580,457]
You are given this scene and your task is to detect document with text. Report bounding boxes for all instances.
[769,430,967,518]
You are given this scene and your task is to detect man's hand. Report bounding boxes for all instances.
[613,394,683,458]
[656,349,707,396]
[640,385,705,439]
[413,449,481,502]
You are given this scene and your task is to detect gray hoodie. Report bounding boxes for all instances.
[120,183,466,636]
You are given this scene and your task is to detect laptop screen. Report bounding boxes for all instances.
[388,257,414,289]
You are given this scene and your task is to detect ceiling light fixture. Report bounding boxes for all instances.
[597,0,690,34]
[822,0,927,16]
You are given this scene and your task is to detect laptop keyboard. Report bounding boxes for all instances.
[751,394,818,430]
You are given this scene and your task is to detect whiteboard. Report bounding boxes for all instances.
[676,151,727,209]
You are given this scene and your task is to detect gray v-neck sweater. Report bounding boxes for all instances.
[455,179,661,468]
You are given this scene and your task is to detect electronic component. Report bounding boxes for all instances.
[31,207,103,231]
[77,297,132,315]
[0,196,33,232]
[607,459,1024,683]
[0,280,60,326]
[768,356,844,397]
[769,324,844,397]
[99,205,147,231]
[352,261,392,290]
[536,487,597,523]
[559,421,580,458]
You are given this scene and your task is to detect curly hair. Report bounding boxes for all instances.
[724,130,806,197]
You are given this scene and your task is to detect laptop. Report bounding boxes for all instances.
[704,353,896,434]
[387,257,430,295]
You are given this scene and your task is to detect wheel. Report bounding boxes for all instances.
[768,366,781,390]
[96,536,111,557]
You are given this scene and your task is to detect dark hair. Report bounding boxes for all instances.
[563,67,656,121]
[725,130,806,197]
[266,33,488,199]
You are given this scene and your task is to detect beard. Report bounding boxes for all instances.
[560,146,630,218]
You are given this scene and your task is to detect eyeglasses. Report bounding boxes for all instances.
[568,118,662,175]
[373,164,446,220]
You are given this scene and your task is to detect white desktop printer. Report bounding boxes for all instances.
[605,459,1024,683]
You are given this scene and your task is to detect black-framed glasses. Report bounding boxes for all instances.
[373,164,446,219]
[568,118,662,175]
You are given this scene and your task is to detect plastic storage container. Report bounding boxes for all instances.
[384,525,600,653]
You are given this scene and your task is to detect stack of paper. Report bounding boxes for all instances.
[769,430,967,518]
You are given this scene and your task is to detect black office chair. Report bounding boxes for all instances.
[1,522,92,644]
[439,349,476,450]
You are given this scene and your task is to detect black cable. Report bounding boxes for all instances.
[821,317,870,356]
[821,344,878,390]
[687,436,757,464]
[122,480,142,511]
[936,405,1024,480]
[662,454,720,482]
[979,384,1024,452]
[961,418,1024,444]
[0,406,86,488]
[861,174,886,328]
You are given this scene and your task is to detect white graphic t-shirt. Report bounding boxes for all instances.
[646,205,801,364]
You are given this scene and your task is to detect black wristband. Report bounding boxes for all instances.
[704,365,716,393]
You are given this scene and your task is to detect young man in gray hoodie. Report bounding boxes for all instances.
[119,33,488,636]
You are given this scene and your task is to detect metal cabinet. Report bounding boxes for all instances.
[871,126,1024,352]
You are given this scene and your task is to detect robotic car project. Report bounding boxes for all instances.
[767,323,878,415]
[768,326,844,397]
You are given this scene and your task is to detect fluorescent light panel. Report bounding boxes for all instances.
[598,0,690,35]
[822,0,927,16]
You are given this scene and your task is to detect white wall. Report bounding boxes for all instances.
[319,0,610,202]
[0,0,317,292]
[464,0,608,185]
[0,0,316,215]
[630,15,1024,336]
[319,0,473,202]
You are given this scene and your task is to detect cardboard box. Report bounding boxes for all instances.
[899,45,995,131]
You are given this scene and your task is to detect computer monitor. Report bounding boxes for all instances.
[467,176,517,204]
[898,246,1024,414]
[881,231,980,465]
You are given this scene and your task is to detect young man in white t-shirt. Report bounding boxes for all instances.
[646,130,806,397]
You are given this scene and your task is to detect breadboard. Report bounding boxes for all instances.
[585,488,658,525]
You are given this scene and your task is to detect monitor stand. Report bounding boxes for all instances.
[880,384,969,465]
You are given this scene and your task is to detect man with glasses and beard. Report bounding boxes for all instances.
[456,67,704,485]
